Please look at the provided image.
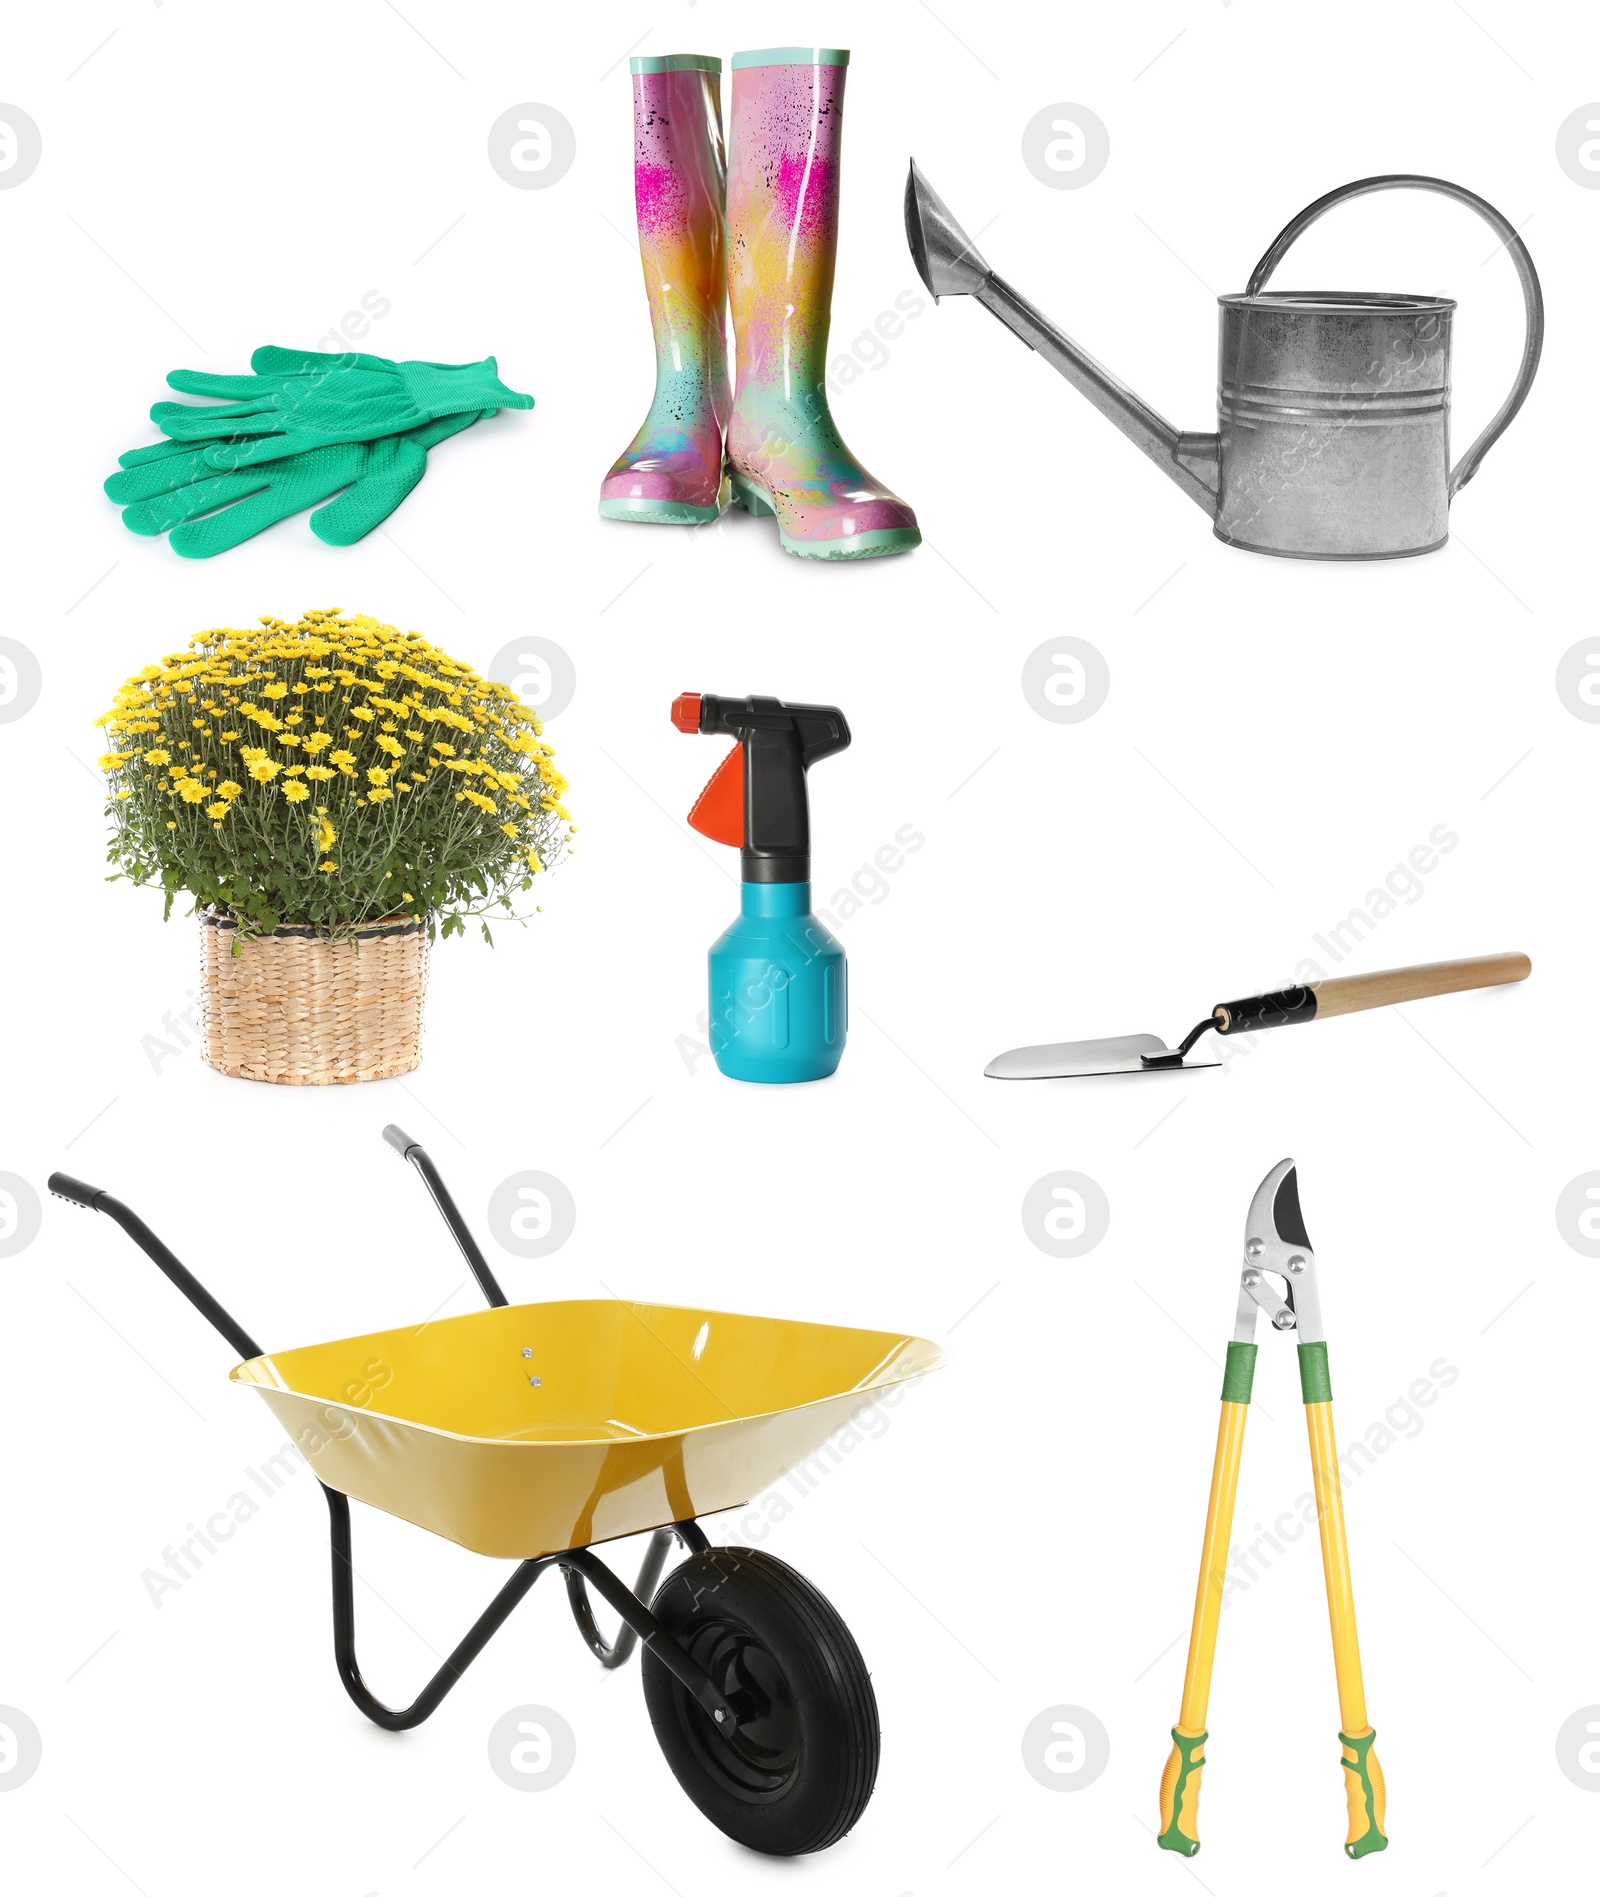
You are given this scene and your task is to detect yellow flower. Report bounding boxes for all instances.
[330,749,356,768]
[367,766,389,788]
[177,779,209,804]
[374,734,405,758]
[218,780,243,800]
[351,706,374,722]
[262,681,289,700]
[319,861,338,873]
[206,802,230,819]
[500,821,519,838]
[303,765,335,781]
[247,759,282,783]
[219,730,239,741]
[98,753,123,770]
[144,748,172,765]
[302,732,332,753]
[281,780,310,803]
[315,815,336,852]
[368,787,394,803]
[432,741,456,757]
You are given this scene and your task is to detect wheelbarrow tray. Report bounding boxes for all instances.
[233,1299,943,1560]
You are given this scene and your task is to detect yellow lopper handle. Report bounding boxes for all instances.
[1304,1348,1389,1858]
[1159,1343,1254,1855]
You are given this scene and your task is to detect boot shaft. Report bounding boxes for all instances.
[726,49,850,398]
[628,56,729,381]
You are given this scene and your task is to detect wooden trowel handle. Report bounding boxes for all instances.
[1211,953,1530,1036]
[1311,952,1531,1018]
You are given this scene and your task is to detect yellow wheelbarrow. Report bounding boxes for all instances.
[49,1127,943,1857]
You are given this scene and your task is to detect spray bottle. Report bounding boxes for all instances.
[672,692,851,1083]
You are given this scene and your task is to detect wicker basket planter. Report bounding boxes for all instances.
[198,910,430,1086]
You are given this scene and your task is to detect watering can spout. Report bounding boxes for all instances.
[905,160,1219,513]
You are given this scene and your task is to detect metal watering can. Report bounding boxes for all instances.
[905,167,1543,559]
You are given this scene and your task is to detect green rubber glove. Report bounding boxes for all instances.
[105,411,485,557]
[152,345,531,466]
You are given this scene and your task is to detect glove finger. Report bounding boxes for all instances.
[202,419,402,467]
[311,439,429,545]
[273,388,424,436]
[116,434,214,471]
[106,445,221,501]
[157,404,284,442]
[167,451,362,558]
[165,369,291,400]
[122,469,275,536]
[251,343,395,375]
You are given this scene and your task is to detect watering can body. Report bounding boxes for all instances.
[1213,291,1456,558]
[906,170,1543,561]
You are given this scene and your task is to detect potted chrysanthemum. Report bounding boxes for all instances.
[98,608,573,1084]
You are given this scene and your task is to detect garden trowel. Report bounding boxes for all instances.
[985,952,1531,1079]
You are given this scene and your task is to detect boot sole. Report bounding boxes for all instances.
[599,495,724,526]
[728,471,921,561]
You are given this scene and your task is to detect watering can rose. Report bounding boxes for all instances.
[96,608,573,941]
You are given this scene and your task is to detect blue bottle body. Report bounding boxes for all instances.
[709,882,846,1083]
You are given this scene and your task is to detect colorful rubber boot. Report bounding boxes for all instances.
[600,55,731,525]
[724,48,920,560]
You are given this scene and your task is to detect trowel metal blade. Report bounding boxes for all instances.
[983,1032,1222,1080]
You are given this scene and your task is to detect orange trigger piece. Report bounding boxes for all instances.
[687,744,744,847]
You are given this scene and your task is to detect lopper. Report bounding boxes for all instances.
[1159,1160,1387,1860]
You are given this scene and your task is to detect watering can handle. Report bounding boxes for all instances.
[1245,174,1544,497]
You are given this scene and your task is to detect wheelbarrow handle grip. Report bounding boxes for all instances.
[380,1125,510,1309]
[47,1173,263,1362]
[47,1171,105,1210]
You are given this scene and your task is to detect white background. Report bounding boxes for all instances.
[2,3,1597,1892]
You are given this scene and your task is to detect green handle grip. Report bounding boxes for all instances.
[1221,1341,1257,1404]
[1341,1727,1388,1857]
[1158,1728,1206,1855]
[1298,1340,1332,1404]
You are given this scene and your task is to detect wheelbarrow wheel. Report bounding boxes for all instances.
[641,1546,879,1855]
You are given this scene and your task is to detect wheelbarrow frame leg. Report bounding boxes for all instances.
[325,1488,732,1735]
[566,1522,710,1667]
[324,1484,555,1732]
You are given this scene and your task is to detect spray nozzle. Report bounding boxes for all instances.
[673,693,850,883]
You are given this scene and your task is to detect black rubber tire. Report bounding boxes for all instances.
[640,1546,879,1855]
